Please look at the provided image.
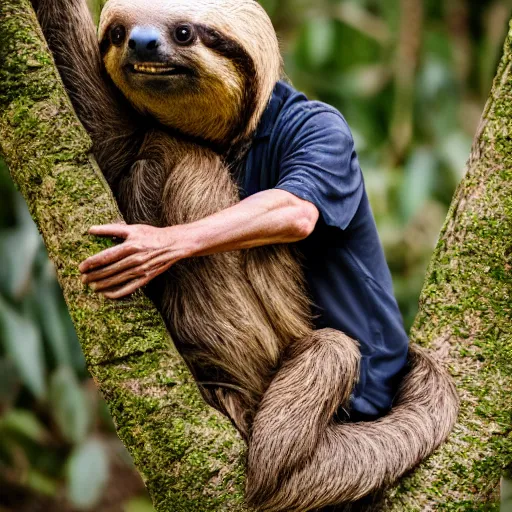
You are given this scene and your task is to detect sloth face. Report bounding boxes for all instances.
[105,22,199,91]
[99,0,282,144]
[102,20,227,97]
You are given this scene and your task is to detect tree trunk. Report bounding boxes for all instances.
[0,2,247,511]
[0,1,510,511]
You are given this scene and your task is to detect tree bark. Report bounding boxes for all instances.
[0,1,510,511]
[0,2,247,511]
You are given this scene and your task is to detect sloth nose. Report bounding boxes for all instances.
[128,26,161,59]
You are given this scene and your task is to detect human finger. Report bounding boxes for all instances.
[79,242,139,273]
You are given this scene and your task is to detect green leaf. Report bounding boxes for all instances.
[417,57,451,101]
[67,438,109,510]
[50,367,92,444]
[0,295,46,400]
[400,148,437,222]
[0,409,47,443]
[33,263,73,367]
[502,476,512,511]
[26,469,58,497]
[0,196,41,299]
[440,132,472,181]
[124,497,156,512]
[303,18,336,67]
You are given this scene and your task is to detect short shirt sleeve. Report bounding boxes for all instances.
[273,106,364,230]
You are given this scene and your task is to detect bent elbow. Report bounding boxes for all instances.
[291,202,319,240]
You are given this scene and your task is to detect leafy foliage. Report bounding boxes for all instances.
[0,160,151,510]
[1,0,511,509]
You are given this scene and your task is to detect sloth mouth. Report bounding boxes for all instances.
[128,63,191,76]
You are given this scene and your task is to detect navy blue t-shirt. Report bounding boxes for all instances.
[240,81,409,418]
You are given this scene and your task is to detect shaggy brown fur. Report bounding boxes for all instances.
[34,0,459,509]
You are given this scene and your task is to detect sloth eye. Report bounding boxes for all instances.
[110,25,126,46]
[173,24,195,45]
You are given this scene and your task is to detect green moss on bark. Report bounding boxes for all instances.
[0,2,246,510]
[379,24,512,512]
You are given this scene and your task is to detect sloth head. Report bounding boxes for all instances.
[99,0,282,146]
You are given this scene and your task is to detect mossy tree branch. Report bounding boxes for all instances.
[0,2,247,511]
[382,25,512,511]
[0,1,511,511]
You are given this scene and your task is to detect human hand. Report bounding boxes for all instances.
[79,223,184,299]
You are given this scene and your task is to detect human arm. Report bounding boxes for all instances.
[79,189,319,299]
[80,105,362,299]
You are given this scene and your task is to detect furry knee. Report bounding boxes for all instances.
[246,329,361,505]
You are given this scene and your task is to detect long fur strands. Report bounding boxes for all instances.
[34,0,460,509]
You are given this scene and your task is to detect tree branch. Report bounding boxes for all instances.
[381,26,512,512]
[0,2,247,511]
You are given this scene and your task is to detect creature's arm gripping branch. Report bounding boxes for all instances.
[33,0,139,181]
[180,189,319,255]
[79,189,319,298]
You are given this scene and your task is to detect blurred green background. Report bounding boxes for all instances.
[1,0,512,510]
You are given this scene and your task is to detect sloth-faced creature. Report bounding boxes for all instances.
[34,0,459,510]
